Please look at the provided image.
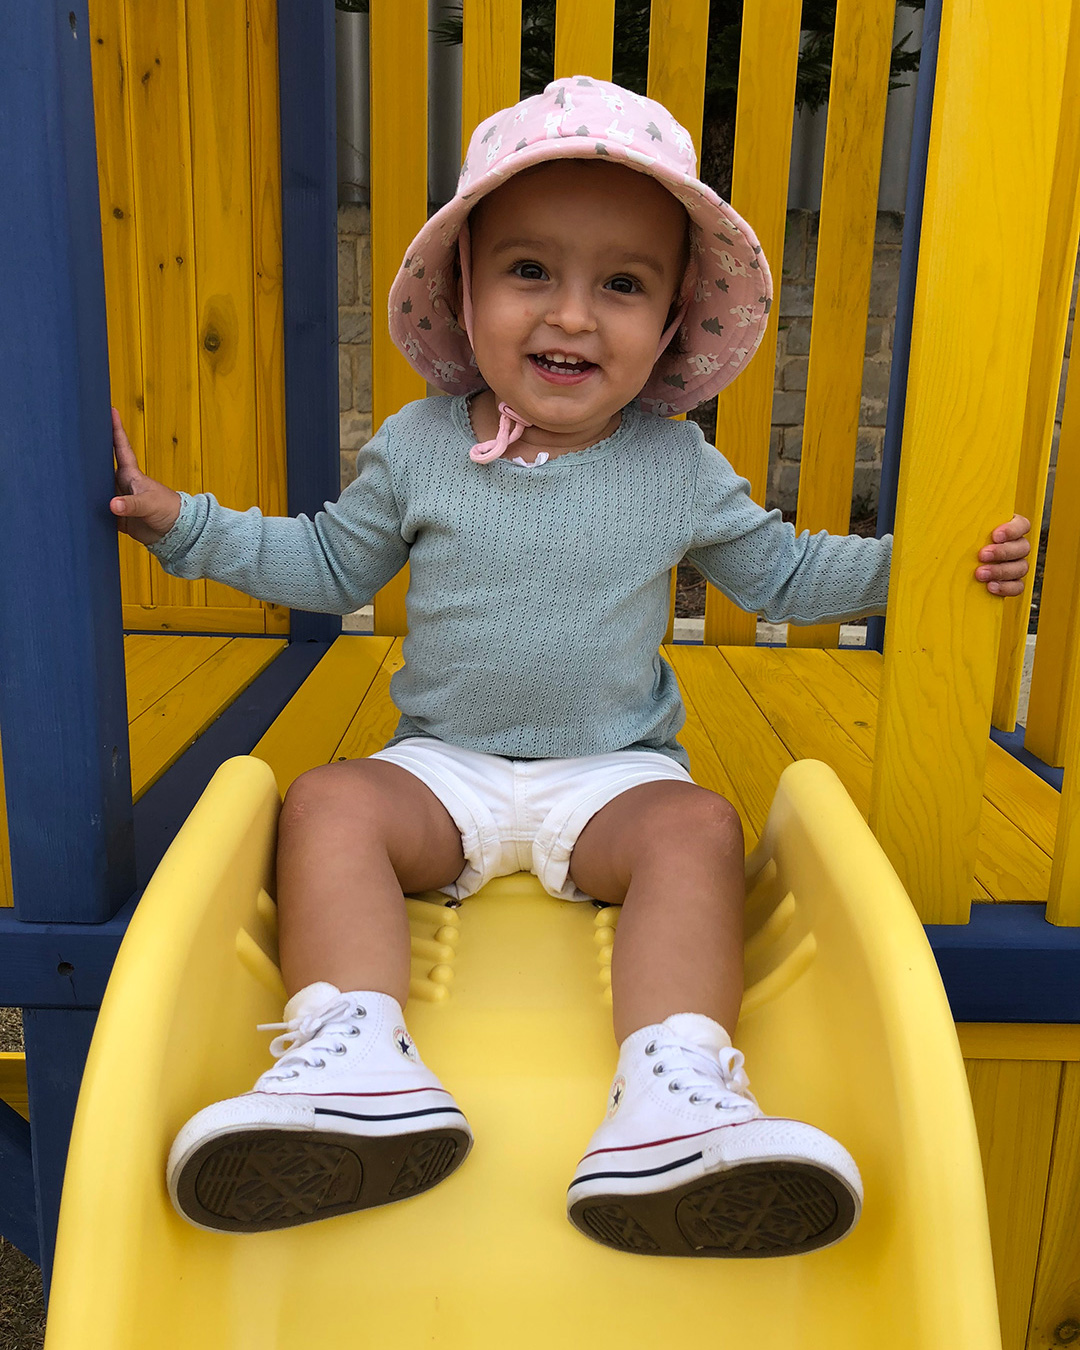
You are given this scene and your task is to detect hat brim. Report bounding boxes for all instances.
[387,137,772,416]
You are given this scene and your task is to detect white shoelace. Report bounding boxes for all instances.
[255,998,366,1082]
[645,1038,759,1112]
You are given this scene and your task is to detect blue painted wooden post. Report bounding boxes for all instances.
[280,0,344,645]
[0,1,136,1287]
[867,0,941,654]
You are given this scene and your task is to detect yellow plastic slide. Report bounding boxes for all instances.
[44,756,1000,1349]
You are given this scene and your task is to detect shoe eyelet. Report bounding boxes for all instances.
[287,1070,299,1080]
[331,1043,347,1055]
[668,1080,682,1093]
[313,1058,326,1069]
[689,1093,702,1104]
[645,1041,657,1056]
[354,1006,367,1018]
[652,1063,665,1076]
[347,1025,361,1037]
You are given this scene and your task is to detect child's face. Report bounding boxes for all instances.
[465,161,689,442]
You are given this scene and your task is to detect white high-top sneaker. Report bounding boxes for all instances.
[567,1013,862,1257]
[167,983,472,1234]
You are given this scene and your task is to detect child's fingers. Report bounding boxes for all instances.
[978,536,1031,564]
[111,407,140,472]
[976,559,1028,584]
[986,579,1026,597]
[990,513,1032,544]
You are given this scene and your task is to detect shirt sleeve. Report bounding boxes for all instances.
[685,436,892,624]
[147,420,409,614]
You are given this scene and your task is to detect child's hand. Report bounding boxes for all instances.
[975,514,1032,596]
[109,407,183,546]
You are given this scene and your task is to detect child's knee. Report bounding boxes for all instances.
[278,760,384,832]
[637,785,743,862]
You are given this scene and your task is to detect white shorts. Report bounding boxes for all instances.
[368,738,693,902]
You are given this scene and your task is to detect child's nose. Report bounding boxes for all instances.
[546,284,597,334]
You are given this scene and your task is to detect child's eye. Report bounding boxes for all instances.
[512,261,548,281]
[606,275,641,295]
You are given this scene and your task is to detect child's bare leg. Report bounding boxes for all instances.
[275,759,466,1002]
[567,780,744,1041]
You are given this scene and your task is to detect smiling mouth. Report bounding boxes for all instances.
[529,353,598,378]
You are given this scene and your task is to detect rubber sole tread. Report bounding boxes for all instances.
[176,1125,470,1233]
[569,1160,857,1258]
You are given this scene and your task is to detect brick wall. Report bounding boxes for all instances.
[338,205,1074,513]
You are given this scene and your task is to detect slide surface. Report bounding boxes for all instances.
[44,756,999,1349]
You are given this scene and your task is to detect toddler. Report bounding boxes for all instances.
[110,78,1030,1257]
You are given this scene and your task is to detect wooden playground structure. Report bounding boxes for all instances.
[1,1,1080,1346]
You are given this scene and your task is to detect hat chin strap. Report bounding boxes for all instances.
[456,219,693,463]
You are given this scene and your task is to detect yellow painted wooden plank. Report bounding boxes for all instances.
[126,0,205,610]
[788,0,894,651]
[705,0,800,646]
[0,733,11,909]
[369,3,428,636]
[958,1024,1080,1062]
[645,0,708,151]
[124,635,231,720]
[249,0,289,527]
[461,0,521,158]
[186,0,260,614]
[554,0,614,81]
[664,645,793,837]
[869,0,1071,922]
[1026,351,1080,766]
[0,1052,28,1122]
[1048,570,1080,922]
[252,635,395,795]
[965,1058,1061,1350]
[661,646,754,847]
[122,604,275,634]
[993,6,1080,732]
[829,650,1055,902]
[128,638,285,798]
[88,0,153,609]
[334,639,411,761]
[1028,1060,1080,1349]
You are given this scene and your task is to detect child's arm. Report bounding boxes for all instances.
[685,438,1030,624]
[109,408,409,615]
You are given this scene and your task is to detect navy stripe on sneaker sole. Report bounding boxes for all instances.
[568,1152,703,1188]
[314,1105,467,1124]
[568,1160,858,1259]
[174,1125,471,1234]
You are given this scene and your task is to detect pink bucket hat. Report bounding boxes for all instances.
[388,76,772,454]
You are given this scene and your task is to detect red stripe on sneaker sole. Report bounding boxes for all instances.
[579,1118,802,1160]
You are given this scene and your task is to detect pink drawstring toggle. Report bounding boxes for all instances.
[470,401,533,463]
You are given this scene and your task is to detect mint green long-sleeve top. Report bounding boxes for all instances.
[150,394,892,768]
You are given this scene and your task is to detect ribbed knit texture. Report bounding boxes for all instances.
[150,395,892,768]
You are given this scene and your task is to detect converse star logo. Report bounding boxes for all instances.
[607,1074,626,1118]
[393,1026,417,1060]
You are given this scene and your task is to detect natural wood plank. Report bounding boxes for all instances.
[1028,1061,1080,1349]
[1049,578,1080,922]
[993,4,1080,732]
[554,0,614,81]
[664,645,793,836]
[965,1058,1061,1350]
[645,0,708,151]
[123,604,277,633]
[128,638,285,798]
[869,0,1071,922]
[88,0,153,609]
[125,0,205,610]
[704,0,800,645]
[959,1024,1080,1062]
[369,3,428,636]
[252,636,395,794]
[788,0,894,650]
[1027,342,1080,767]
[186,0,261,614]
[124,635,230,719]
[249,0,289,526]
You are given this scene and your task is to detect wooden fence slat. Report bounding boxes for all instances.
[704,0,801,646]
[1025,349,1080,767]
[187,0,260,614]
[125,0,205,610]
[1047,565,1080,922]
[88,0,153,609]
[554,0,614,82]
[787,0,894,651]
[1027,1061,1080,1349]
[461,0,522,156]
[868,0,1070,923]
[369,2,428,636]
[993,6,1080,733]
